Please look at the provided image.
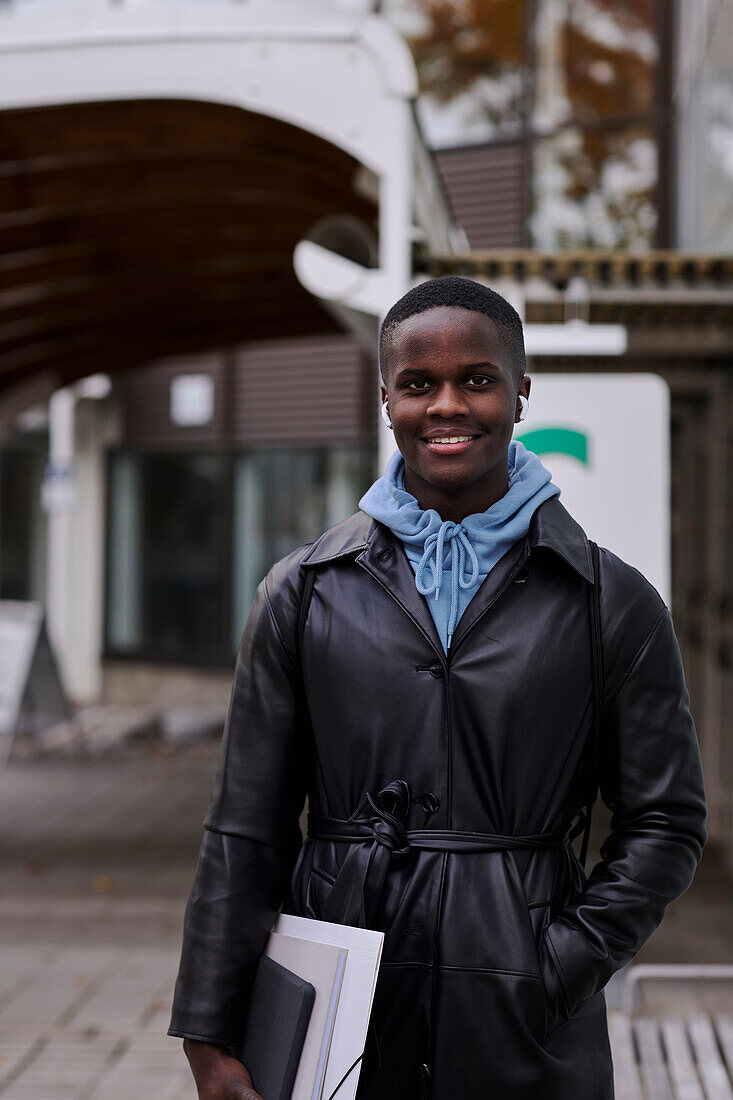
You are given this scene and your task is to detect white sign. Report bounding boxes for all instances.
[170,373,215,427]
[41,458,76,513]
[0,601,69,761]
[516,374,670,606]
[524,320,627,356]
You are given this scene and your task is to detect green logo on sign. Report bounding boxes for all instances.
[516,426,589,464]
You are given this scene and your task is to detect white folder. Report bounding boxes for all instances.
[271,914,384,1100]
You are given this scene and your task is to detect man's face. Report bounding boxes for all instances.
[380,306,529,495]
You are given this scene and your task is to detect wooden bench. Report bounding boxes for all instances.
[609,965,733,1099]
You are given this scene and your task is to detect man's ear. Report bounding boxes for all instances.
[515,374,531,422]
[380,382,388,405]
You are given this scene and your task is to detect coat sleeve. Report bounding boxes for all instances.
[167,562,312,1048]
[539,587,708,1029]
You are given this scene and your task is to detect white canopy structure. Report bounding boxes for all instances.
[0,1,455,698]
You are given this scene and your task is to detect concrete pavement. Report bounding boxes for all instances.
[0,745,216,1098]
[0,744,731,1097]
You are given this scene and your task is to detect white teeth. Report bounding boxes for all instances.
[428,436,474,444]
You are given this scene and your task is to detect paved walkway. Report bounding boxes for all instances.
[0,748,214,947]
[0,944,195,1099]
[0,748,214,1098]
[0,748,731,1097]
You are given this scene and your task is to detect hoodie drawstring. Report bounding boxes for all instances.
[414,522,480,648]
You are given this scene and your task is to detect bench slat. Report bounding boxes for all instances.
[660,1018,705,1100]
[713,1016,733,1082]
[687,1013,733,1100]
[610,1013,644,1100]
[634,1017,674,1100]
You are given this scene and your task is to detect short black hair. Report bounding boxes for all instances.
[379,275,526,386]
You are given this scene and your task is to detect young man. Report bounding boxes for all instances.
[170,277,707,1099]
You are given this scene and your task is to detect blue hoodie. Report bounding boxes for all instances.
[358,440,561,652]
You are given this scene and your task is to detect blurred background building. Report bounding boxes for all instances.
[0,0,732,859]
[2,5,733,1096]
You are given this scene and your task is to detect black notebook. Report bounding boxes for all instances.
[234,954,316,1100]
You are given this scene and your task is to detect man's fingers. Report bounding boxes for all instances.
[227,1068,263,1100]
[231,1064,263,1099]
[181,1037,264,1100]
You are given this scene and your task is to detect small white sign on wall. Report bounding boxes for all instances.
[515,373,670,606]
[41,458,76,513]
[170,373,214,427]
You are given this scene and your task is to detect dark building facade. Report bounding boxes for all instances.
[105,338,376,665]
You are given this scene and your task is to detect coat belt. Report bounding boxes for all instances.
[305,779,586,929]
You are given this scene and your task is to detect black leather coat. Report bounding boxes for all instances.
[169,496,708,1100]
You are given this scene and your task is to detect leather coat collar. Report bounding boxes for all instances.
[300,496,594,660]
[301,495,594,584]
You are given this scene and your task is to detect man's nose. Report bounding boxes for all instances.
[426,384,471,418]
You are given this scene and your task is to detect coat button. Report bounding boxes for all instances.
[421,793,440,814]
[428,661,443,677]
[514,567,529,583]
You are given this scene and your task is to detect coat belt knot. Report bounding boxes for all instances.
[365,780,411,864]
[307,778,582,932]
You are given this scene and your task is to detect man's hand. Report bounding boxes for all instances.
[183,1037,264,1100]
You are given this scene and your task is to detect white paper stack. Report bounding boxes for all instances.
[266,914,384,1100]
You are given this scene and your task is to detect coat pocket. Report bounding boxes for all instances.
[508,852,552,1045]
[537,846,586,1043]
[306,864,336,921]
[288,836,339,920]
[526,901,554,1043]
[538,922,575,1044]
[528,900,551,944]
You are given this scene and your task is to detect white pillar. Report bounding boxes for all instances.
[69,397,107,702]
[293,102,416,478]
[45,381,109,703]
[377,100,413,476]
[45,387,75,693]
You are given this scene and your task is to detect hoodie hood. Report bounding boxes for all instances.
[358,440,561,651]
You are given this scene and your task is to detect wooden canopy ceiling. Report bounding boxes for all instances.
[0,98,378,395]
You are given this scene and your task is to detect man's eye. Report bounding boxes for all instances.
[407,379,431,391]
[467,375,491,386]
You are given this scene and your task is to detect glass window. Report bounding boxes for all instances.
[232,446,375,647]
[106,446,375,662]
[676,1,733,251]
[533,0,658,132]
[531,123,658,248]
[0,438,47,602]
[107,453,229,661]
[406,0,665,245]
[409,0,527,147]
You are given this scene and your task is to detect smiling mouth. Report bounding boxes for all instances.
[422,434,481,453]
[425,435,477,443]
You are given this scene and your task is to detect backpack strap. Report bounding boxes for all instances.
[297,565,317,671]
[578,539,603,869]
